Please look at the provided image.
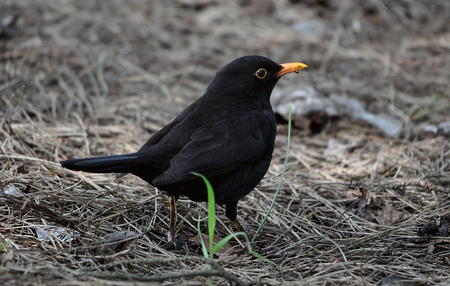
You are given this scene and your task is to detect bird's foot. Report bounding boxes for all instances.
[163,231,199,250]
[228,220,260,255]
[237,240,285,259]
[229,219,245,233]
[227,222,285,258]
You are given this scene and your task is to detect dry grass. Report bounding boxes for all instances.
[1,0,449,285]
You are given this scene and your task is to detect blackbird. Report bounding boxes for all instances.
[61,55,307,242]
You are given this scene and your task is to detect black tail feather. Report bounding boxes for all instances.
[61,153,139,173]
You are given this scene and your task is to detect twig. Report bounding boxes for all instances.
[86,269,252,285]
[98,256,219,269]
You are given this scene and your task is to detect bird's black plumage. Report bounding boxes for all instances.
[62,55,307,235]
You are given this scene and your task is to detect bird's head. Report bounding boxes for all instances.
[208,55,308,100]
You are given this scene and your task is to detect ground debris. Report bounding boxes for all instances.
[418,214,450,237]
[1,0,449,285]
[272,90,404,137]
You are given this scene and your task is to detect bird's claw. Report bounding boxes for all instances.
[230,219,244,233]
[163,232,199,250]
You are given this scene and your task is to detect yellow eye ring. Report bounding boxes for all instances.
[255,68,267,79]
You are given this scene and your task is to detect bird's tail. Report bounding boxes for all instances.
[61,153,139,173]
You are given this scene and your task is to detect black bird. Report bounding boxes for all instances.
[61,55,307,242]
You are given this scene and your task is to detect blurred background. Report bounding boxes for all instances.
[1,0,449,141]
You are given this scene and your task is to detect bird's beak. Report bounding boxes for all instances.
[276,62,308,77]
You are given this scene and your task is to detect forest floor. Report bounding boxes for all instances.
[1,0,449,285]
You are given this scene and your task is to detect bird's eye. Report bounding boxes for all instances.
[255,68,268,80]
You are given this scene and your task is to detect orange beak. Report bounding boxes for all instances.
[276,62,308,77]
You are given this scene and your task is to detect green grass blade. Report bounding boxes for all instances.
[211,232,246,255]
[191,170,271,263]
[191,172,216,256]
[212,232,270,262]
[196,213,210,259]
[0,241,10,252]
[251,103,293,243]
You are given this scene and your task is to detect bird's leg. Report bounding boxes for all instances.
[167,195,178,243]
[225,201,244,232]
[226,201,269,255]
[163,195,199,250]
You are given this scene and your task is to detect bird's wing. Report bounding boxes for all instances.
[151,118,270,186]
[138,100,198,152]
